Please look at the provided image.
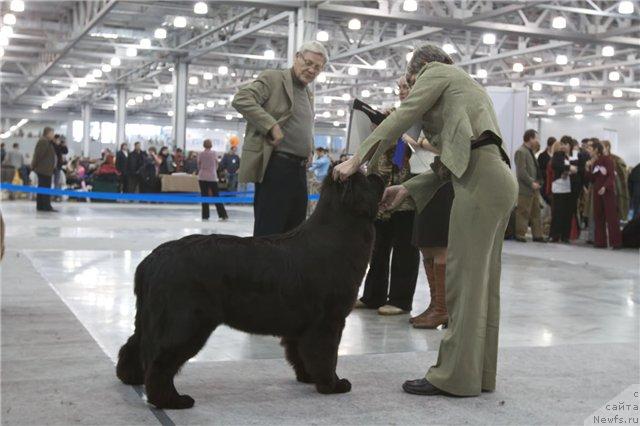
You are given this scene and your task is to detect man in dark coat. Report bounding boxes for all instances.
[116,143,129,192]
[31,127,57,212]
[126,142,146,193]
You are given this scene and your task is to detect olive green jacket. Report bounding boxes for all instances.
[514,144,539,196]
[232,69,314,183]
[356,62,505,212]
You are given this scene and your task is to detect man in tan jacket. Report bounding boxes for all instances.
[31,126,57,212]
[232,41,327,236]
[514,129,545,242]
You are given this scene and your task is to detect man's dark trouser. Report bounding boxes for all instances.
[360,210,420,311]
[127,175,141,194]
[227,173,238,192]
[253,154,307,237]
[36,173,53,211]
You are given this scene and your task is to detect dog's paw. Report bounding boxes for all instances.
[296,373,314,384]
[316,378,352,394]
[335,378,351,393]
[149,394,195,410]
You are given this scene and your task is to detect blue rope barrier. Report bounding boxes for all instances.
[0,183,320,204]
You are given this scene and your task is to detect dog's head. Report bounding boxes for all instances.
[319,170,385,220]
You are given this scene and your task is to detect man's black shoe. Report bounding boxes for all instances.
[532,237,548,243]
[402,378,448,396]
[514,237,527,243]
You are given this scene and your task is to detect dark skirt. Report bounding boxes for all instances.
[411,182,454,248]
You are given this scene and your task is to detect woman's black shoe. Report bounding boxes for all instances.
[402,378,447,396]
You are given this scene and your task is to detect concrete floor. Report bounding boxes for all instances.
[1,200,638,425]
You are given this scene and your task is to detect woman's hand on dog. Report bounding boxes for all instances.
[379,185,409,212]
[332,155,361,181]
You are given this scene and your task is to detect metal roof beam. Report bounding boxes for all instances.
[317,4,640,48]
[10,0,119,103]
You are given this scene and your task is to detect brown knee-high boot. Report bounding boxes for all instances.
[413,262,448,329]
[410,257,435,324]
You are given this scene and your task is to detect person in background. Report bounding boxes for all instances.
[515,129,545,243]
[52,135,68,197]
[232,41,328,236]
[173,148,185,173]
[629,163,640,219]
[356,132,420,316]
[126,142,145,193]
[158,146,174,175]
[31,127,57,212]
[1,142,5,163]
[586,141,621,248]
[184,151,198,175]
[602,140,629,222]
[308,147,331,182]
[338,153,349,163]
[116,143,129,193]
[549,137,577,242]
[220,144,241,192]
[197,139,228,221]
[4,142,24,172]
[393,74,453,329]
[140,146,161,193]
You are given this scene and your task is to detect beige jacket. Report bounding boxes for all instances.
[232,69,314,183]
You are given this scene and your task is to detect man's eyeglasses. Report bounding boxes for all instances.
[298,54,325,72]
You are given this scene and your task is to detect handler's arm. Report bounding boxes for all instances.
[232,72,278,136]
[356,66,450,171]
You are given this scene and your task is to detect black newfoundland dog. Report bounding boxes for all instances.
[116,172,385,409]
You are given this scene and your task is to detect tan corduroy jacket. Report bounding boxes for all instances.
[356,62,505,212]
[514,144,540,197]
[232,69,314,183]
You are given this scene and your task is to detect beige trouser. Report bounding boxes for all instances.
[426,145,518,396]
[515,191,543,239]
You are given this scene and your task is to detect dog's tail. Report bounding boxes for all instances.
[116,263,145,385]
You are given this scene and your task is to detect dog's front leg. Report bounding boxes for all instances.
[298,321,351,394]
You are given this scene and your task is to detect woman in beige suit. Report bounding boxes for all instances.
[334,44,517,397]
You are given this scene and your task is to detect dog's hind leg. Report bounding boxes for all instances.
[145,316,217,409]
[281,337,313,384]
[298,320,351,394]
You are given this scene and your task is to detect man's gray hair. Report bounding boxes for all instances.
[406,44,453,78]
[298,41,329,63]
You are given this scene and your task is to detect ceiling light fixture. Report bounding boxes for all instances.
[347,66,359,76]
[218,65,228,75]
[555,54,568,65]
[263,49,275,59]
[512,63,524,73]
[403,0,418,12]
[613,89,623,98]
[174,16,187,28]
[126,47,137,57]
[139,38,151,49]
[10,0,24,13]
[476,68,488,79]
[110,56,121,67]
[442,43,456,55]
[3,14,16,26]
[602,45,615,57]
[552,16,566,29]
[316,30,329,42]
[604,103,613,111]
[348,18,361,30]
[482,33,496,45]
[569,77,580,87]
[547,108,556,116]
[194,2,208,14]
[609,71,620,81]
[154,28,167,39]
[618,1,634,14]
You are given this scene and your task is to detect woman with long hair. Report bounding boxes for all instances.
[549,137,576,242]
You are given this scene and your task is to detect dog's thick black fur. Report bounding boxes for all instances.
[116,172,384,409]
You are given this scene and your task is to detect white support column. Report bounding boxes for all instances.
[172,60,188,150]
[296,6,318,48]
[115,85,127,147]
[81,103,91,157]
[287,12,296,67]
